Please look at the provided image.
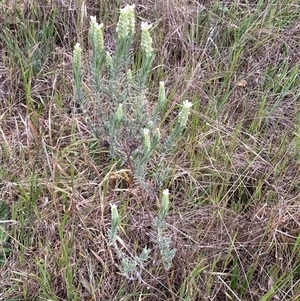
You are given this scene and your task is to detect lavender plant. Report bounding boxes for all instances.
[72,4,192,187]
[108,204,151,281]
[108,190,176,279]
[153,189,176,270]
[73,4,192,275]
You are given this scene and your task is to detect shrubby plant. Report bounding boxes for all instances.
[108,189,175,280]
[153,189,176,270]
[108,204,151,281]
[73,4,192,276]
[72,4,192,187]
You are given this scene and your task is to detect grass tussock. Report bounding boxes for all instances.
[1,0,300,300]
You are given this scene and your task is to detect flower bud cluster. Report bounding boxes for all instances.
[141,22,153,58]
[116,4,136,39]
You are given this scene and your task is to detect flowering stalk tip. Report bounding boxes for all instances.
[116,4,135,39]
[90,17,105,52]
[73,43,82,72]
[141,22,153,58]
[178,100,192,127]
[143,128,151,154]
[161,189,170,215]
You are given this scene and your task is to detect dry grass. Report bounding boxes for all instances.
[1,0,300,300]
